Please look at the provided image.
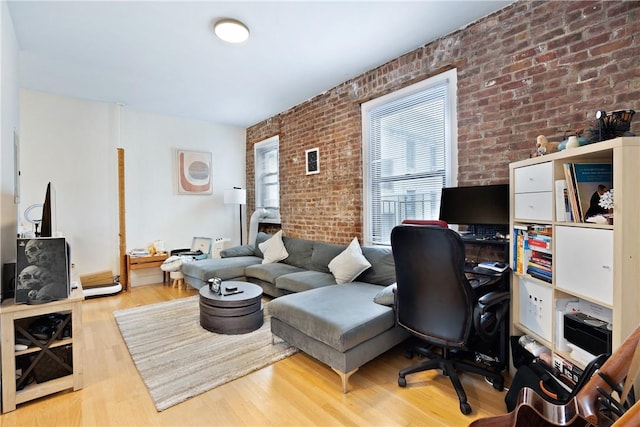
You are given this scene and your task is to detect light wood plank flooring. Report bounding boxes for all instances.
[1,284,508,426]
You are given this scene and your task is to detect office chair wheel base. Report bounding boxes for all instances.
[460,402,472,415]
[398,376,407,387]
[488,376,504,391]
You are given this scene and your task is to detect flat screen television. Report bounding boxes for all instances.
[40,182,56,238]
[439,184,510,227]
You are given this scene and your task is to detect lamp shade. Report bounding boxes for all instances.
[224,188,246,205]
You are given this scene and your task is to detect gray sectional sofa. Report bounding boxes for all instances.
[181,232,408,392]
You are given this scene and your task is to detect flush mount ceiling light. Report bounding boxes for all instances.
[213,18,250,43]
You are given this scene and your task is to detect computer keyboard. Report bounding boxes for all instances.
[461,233,506,241]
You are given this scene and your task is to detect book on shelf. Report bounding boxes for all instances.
[527,234,551,251]
[555,180,573,222]
[530,250,552,268]
[563,163,581,222]
[513,225,529,274]
[528,260,551,272]
[527,266,553,283]
[571,163,612,222]
[513,224,553,281]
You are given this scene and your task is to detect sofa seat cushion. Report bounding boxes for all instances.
[275,270,337,293]
[268,283,395,353]
[181,256,262,281]
[245,263,305,284]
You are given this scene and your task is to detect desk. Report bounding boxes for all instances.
[1,284,84,412]
[124,253,168,291]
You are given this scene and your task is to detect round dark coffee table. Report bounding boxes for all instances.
[199,281,263,334]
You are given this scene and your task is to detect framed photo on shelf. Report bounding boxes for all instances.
[305,147,319,175]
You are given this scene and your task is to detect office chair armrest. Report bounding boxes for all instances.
[477,291,510,313]
[474,291,510,342]
[470,275,502,290]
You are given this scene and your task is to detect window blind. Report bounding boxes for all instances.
[364,81,450,245]
[254,136,280,210]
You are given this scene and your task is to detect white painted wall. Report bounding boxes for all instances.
[19,90,246,286]
[123,108,246,284]
[1,0,20,273]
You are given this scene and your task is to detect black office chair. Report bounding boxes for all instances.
[390,224,510,415]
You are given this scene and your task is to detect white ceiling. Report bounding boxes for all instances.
[8,1,512,128]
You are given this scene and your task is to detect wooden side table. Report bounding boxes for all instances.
[1,283,84,413]
[123,253,168,291]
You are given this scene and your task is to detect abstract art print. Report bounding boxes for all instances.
[177,150,213,195]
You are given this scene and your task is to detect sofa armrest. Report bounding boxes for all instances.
[221,244,256,258]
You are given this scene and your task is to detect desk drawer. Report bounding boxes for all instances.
[514,162,553,194]
[514,192,553,221]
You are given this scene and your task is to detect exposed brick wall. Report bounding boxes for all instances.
[247,1,639,243]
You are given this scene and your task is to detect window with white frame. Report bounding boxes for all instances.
[254,135,280,215]
[362,69,457,245]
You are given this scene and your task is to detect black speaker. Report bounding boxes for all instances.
[2,262,16,301]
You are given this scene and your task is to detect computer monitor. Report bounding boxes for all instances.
[439,184,510,229]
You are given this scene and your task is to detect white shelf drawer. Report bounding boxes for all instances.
[514,162,553,194]
[514,192,553,221]
[555,226,613,305]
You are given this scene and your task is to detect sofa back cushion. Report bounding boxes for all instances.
[310,242,348,273]
[249,234,396,285]
[281,236,315,270]
[355,246,396,286]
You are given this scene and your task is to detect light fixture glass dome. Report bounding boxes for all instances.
[213,19,250,43]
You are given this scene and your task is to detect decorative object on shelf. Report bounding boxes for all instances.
[557,130,588,151]
[565,135,580,149]
[224,187,247,245]
[153,240,166,253]
[535,135,559,156]
[599,189,614,225]
[305,147,319,175]
[176,149,212,195]
[586,109,636,144]
[599,189,614,210]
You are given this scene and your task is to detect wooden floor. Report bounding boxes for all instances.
[1,284,508,426]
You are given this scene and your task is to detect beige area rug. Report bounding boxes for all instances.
[114,296,298,411]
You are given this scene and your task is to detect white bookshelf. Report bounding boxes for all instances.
[509,137,640,369]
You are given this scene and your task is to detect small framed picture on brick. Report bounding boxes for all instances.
[305,147,319,175]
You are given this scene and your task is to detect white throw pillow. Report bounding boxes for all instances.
[328,237,372,284]
[258,230,289,264]
[373,283,397,306]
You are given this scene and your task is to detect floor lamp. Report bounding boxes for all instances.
[224,188,247,245]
